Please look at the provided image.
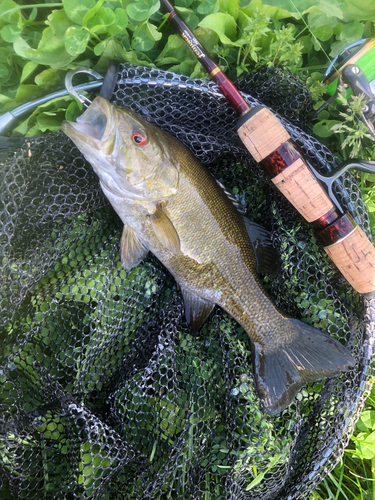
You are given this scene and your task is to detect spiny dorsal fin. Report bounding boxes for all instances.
[180,287,215,333]
[149,203,180,256]
[216,179,247,214]
[120,225,148,270]
[243,217,280,275]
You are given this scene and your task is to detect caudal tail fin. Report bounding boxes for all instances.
[254,319,355,415]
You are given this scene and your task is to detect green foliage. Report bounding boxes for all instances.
[0,0,373,137]
[329,89,374,158]
[311,382,375,500]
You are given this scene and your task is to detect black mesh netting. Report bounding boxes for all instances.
[0,63,374,500]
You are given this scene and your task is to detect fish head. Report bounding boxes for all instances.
[62,96,179,202]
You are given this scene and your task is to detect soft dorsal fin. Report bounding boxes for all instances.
[243,218,280,275]
[180,287,215,333]
[149,203,180,255]
[120,225,148,270]
[215,180,279,274]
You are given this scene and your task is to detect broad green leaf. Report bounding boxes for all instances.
[126,0,159,22]
[0,0,24,24]
[156,34,192,64]
[175,7,200,31]
[308,12,341,29]
[313,25,333,41]
[7,54,28,74]
[0,46,15,64]
[355,432,375,460]
[93,40,107,56]
[298,35,313,53]
[365,199,375,213]
[64,27,90,56]
[190,60,210,78]
[330,39,350,58]
[0,63,9,79]
[127,1,153,22]
[337,20,364,43]
[145,0,161,18]
[146,21,162,41]
[240,0,295,20]
[13,95,74,134]
[0,94,12,105]
[132,21,161,52]
[357,410,375,431]
[94,39,154,75]
[316,110,330,120]
[175,0,194,6]
[108,8,128,37]
[154,56,180,65]
[1,23,22,43]
[313,119,342,137]
[197,0,219,15]
[45,9,76,39]
[37,111,65,132]
[195,28,220,56]
[220,0,240,19]
[308,0,344,18]
[342,0,375,22]
[333,22,343,35]
[62,0,96,25]
[20,61,39,83]
[34,69,65,91]
[169,59,196,76]
[198,13,241,46]
[87,7,116,34]
[82,0,104,27]
[6,84,48,109]
[12,115,32,135]
[362,173,375,183]
[259,0,344,17]
[65,100,83,122]
[13,10,77,68]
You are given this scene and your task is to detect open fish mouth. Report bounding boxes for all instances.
[70,112,107,140]
[62,97,113,145]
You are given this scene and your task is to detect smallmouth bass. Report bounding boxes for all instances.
[62,97,354,414]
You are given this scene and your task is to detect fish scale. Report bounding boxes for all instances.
[62,96,354,414]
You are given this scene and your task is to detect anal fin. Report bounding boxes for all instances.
[181,287,214,333]
[120,225,148,270]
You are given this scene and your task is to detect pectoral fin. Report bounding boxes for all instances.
[243,218,280,275]
[181,288,214,333]
[149,203,180,255]
[120,225,148,270]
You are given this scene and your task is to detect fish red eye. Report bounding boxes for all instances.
[132,132,147,145]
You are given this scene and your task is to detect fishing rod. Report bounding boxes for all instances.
[161,0,375,297]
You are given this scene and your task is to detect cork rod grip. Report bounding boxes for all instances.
[324,226,375,295]
[237,106,375,296]
[237,107,335,221]
[271,159,335,222]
